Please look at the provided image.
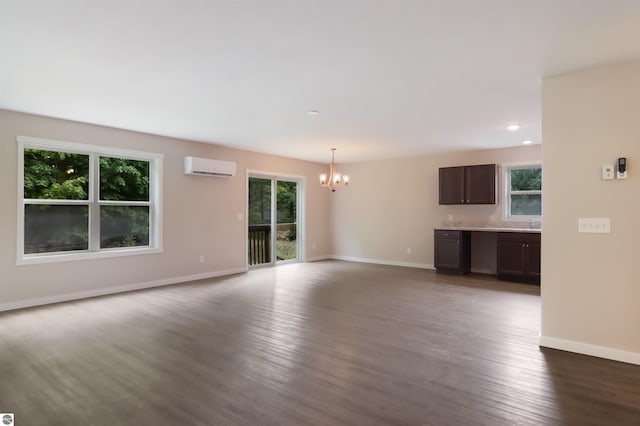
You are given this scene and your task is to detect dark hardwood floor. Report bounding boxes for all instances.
[0,260,638,425]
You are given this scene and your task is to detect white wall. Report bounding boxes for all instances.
[541,59,640,364]
[330,145,542,271]
[0,110,332,310]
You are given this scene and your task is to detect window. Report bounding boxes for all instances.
[17,136,163,264]
[504,164,542,220]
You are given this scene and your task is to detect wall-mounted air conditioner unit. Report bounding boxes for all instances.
[184,156,236,178]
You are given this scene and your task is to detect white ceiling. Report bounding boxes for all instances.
[2,1,640,164]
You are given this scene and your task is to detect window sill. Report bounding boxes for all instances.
[17,247,163,266]
[502,215,542,222]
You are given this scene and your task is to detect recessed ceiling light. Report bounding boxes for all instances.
[308,110,320,116]
[522,140,533,145]
[507,124,520,131]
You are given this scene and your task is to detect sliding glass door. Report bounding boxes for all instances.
[248,175,301,267]
[248,177,272,266]
[275,180,297,263]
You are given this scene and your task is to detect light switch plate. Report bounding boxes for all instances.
[602,164,614,180]
[578,218,611,233]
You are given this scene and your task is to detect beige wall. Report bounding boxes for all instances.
[330,145,541,272]
[7,58,638,364]
[0,110,331,308]
[541,59,640,361]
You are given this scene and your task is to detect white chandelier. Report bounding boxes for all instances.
[319,148,349,192]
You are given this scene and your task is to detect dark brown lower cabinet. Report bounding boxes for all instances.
[434,230,471,275]
[496,232,541,284]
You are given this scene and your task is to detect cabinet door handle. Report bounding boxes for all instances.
[522,244,526,247]
[456,241,460,244]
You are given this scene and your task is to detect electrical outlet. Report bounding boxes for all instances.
[199,255,205,263]
[406,247,412,255]
[578,218,611,233]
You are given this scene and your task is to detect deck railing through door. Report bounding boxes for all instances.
[248,224,271,265]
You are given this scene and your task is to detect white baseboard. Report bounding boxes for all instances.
[329,255,493,274]
[330,255,435,270]
[305,255,332,262]
[539,335,640,366]
[0,267,247,313]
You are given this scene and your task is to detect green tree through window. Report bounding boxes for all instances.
[506,165,542,217]
[23,150,90,253]
[24,149,90,200]
[20,139,160,259]
[99,157,150,248]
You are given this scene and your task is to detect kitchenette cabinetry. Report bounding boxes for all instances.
[434,229,470,274]
[496,232,541,282]
[439,164,497,205]
[434,228,541,284]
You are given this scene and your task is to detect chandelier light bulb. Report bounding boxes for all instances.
[319,148,349,192]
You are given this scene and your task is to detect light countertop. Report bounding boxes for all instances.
[437,226,542,233]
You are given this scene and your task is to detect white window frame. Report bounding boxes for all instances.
[502,162,542,222]
[17,136,163,265]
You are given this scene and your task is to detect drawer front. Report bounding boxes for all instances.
[434,229,462,240]
[497,232,540,243]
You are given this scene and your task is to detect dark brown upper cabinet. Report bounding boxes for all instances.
[439,164,497,205]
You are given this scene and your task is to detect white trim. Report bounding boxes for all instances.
[245,171,249,270]
[89,152,99,249]
[305,255,332,262]
[23,199,91,205]
[502,161,542,222]
[539,335,640,366]
[17,136,164,263]
[329,257,494,274]
[246,170,307,268]
[297,177,306,262]
[246,169,307,181]
[270,177,277,263]
[330,255,435,270]
[0,267,247,313]
[152,157,164,249]
[16,247,164,266]
[16,141,25,259]
[98,200,150,206]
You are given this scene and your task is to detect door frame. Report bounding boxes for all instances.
[246,169,306,269]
